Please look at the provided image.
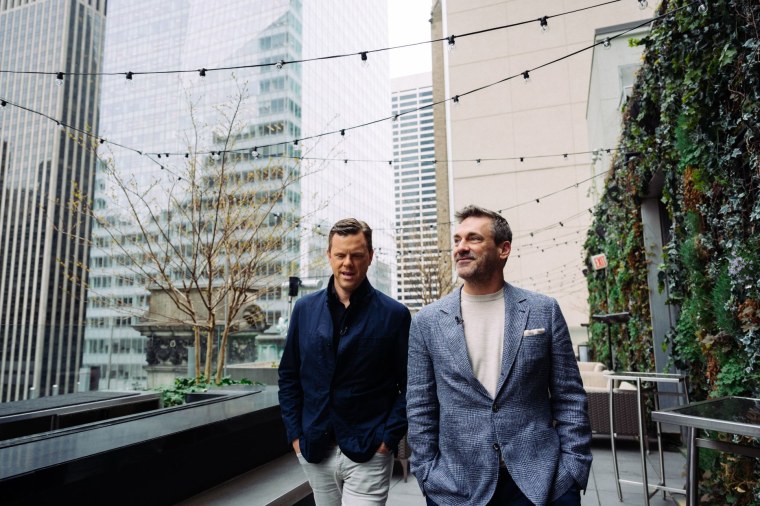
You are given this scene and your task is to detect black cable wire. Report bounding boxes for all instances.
[0,2,696,163]
[0,0,623,79]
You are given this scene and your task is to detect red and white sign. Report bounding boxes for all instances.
[591,253,608,271]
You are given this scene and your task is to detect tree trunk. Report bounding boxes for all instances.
[194,326,202,385]
[204,316,215,381]
[214,324,230,384]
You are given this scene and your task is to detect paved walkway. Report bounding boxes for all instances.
[389,439,687,505]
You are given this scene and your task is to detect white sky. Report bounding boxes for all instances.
[387,0,434,78]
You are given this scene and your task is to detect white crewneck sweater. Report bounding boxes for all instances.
[460,289,505,398]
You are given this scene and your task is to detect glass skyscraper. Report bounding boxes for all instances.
[0,0,106,401]
[83,0,393,390]
[392,73,439,312]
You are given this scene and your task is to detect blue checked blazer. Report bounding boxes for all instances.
[407,283,592,506]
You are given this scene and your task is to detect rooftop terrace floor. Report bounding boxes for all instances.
[389,438,686,505]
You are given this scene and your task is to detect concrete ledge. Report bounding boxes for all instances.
[178,453,312,506]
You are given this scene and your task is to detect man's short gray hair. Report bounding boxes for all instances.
[455,205,512,244]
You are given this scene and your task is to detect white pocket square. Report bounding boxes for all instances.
[523,328,545,336]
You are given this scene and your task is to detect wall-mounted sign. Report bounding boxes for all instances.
[591,253,608,271]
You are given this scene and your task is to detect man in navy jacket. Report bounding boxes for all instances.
[279,218,411,505]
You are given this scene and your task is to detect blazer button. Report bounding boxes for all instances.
[493,443,500,451]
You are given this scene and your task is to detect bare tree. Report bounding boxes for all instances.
[397,224,457,311]
[65,83,315,384]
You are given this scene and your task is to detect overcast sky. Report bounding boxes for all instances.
[387,0,434,78]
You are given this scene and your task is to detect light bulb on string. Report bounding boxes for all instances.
[539,16,549,32]
[125,71,133,84]
[199,68,207,77]
[360,52,368,67]
[452,95,460,105]
[1,100,6,107]
[212,151,220,161]
[638,0,648,9]
[447,35,456,51]
[602,37,611,49]
[251,147,260,158]
[522,70,530,83]
[56,72,64,87]
[276,60,285,70]
[698,2,707,14]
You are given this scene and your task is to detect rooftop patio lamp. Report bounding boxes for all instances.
[591,311,631,370]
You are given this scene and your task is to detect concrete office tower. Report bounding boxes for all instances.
[392,73,439,312]
[300,1,394,296]
[84,0,392,390]
[0,0,106,401]
[432,0,650,337]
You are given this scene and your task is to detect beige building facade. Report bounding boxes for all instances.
[433,0,652,336]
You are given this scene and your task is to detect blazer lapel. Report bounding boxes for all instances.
[497,284,529,394]
[439,288,491,397]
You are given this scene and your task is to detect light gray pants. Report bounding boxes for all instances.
[297,447,394,506]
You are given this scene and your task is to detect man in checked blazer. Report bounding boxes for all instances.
[407,205,592,506]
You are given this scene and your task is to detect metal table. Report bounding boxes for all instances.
[606,371,690,505]
[652,396,760,505]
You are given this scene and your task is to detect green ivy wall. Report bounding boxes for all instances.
[584,0,759,502]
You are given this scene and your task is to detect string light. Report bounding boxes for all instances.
[452,95,460,104]
[2,0,679,83]
[638,0,648,9]
[539,16,549,32]
[0,3,688,165]
[360,52,368,66]
[251,147,260,158]
[698,2,707,14]
[4,93,617,166]
[199,68,206,77]
[602,37,611,48]
[340,129,345,136]
[522,70,530,82]
[56,72,64,87]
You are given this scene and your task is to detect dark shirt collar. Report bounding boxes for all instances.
[327,275,372,308]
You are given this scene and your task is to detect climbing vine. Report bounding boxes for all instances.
[584,0,760,502]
